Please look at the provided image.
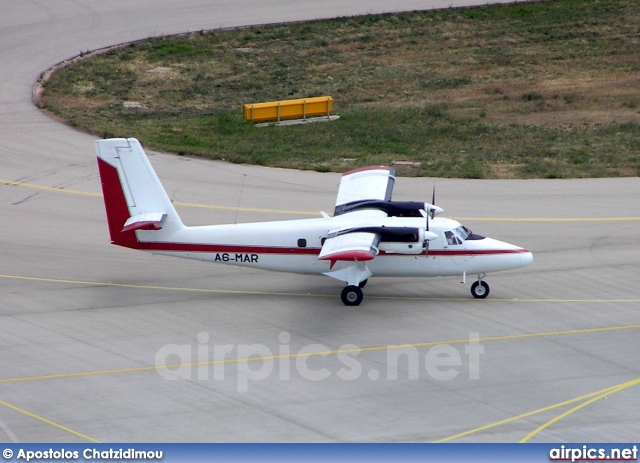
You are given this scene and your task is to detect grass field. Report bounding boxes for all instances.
[41,0,640,178]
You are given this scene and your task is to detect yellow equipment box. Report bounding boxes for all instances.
[243,96,334,123]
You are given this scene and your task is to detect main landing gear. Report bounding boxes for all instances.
[341,285,364,306]
[336,264,370,305]
[341,279,369,305]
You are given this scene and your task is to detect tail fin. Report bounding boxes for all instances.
[95,138,184,248]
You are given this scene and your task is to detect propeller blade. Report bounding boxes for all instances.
[431,185,436,219]
[419,208,429,232]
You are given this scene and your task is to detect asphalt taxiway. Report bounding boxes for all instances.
[1,0,639,443]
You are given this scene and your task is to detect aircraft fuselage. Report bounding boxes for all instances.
[135,215,532,278]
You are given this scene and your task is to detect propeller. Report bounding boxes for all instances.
[420,184,441,257]
[419,208,431,257]
[419,208,429,230]
[423,185,443,220]
[430,185,436,219]
[419,185,437,228]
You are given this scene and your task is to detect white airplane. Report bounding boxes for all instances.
[95,138,533,306]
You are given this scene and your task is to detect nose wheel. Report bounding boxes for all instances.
[341,285,364,306]
[471,280,490,299]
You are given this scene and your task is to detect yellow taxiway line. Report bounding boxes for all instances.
[0,318,638,385]
[0,400,100,443]
[2,178,639,222]
[435,377,640,443]
[1,271,638,442]
[1,318,637,442]
[2,274,640,305]
[519,378,640,442]
[0,179,101,198]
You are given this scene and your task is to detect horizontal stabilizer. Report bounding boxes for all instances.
[122,212,166,232]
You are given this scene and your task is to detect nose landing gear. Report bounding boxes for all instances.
[471,279,490,299]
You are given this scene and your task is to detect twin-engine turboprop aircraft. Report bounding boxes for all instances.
[95,138,533,305]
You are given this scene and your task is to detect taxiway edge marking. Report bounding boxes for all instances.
[0,400,100,443]
[519,378,640,443]
[435,377,640,443]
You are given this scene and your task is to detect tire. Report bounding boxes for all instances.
[358,279,368,289]
[471,280,490,299]
[341,285,364,306]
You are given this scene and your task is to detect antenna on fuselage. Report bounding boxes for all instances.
[234,173,247,225]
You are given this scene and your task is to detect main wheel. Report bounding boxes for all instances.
[471,280,490,299]
[358,279,368,289]
[341,285,364,306]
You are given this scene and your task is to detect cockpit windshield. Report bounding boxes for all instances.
[455,225,485,241]
[445,226,485,245]
[456,226,470,240]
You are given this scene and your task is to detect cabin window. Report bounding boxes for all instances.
[297,238,307,248]
[445,231,461,246]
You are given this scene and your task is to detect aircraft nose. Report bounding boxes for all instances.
[521,250,533,267]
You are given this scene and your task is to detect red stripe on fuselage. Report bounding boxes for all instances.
[136,242,320,254]
[130,241,529,257]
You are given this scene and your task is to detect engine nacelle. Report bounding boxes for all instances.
[328,226,438,256]
[335,200,443,218]
[376,227,425,255]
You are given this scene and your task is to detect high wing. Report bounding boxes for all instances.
[318,231,381,269]
[334,166,395,216]
[325,166,428,271]
[333,166,434,218]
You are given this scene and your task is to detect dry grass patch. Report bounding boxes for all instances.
[41,0,640,178]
